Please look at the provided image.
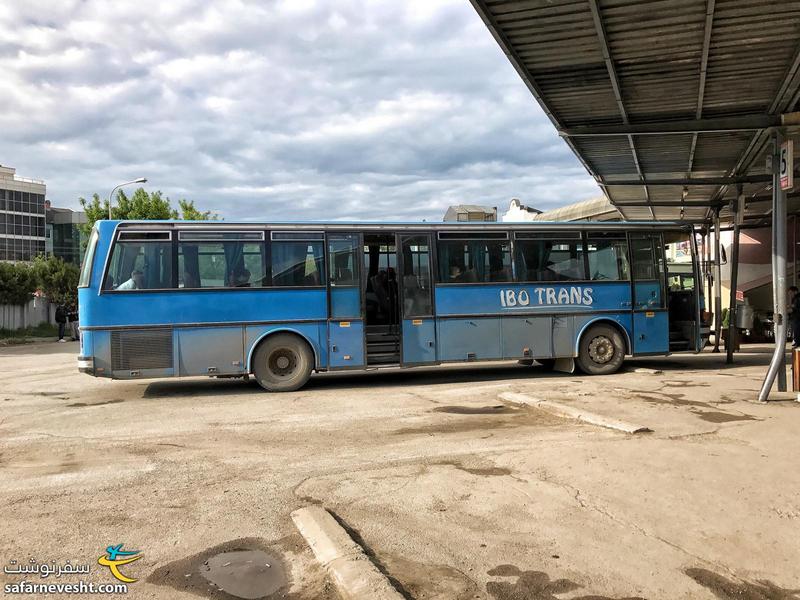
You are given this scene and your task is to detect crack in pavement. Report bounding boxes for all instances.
[527,468,747,584]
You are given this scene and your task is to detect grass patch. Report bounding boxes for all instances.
[0,322,60,339]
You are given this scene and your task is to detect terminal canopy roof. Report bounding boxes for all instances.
[470,0,800,223]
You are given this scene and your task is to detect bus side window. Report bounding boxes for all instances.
[178,241,265,288]
[104,235,172,291]
[587,235,630,281]
[437,239,511,283]
[514,237,586,282]
[271,241,325,286]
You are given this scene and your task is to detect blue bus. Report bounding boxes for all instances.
[77,220,707,391]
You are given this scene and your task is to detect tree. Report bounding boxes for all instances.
[79,188,217,238]
[0,262,37,306]
[31,255,80,306]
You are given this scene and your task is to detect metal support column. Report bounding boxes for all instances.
[726,187,742,364]
[705,228,713,323]
[759,130,789,401]
[713,209,722,353]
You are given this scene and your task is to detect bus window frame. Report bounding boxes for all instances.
[78,226,99,288]
[268,231,327,289]
[177,230,267,289]
[100,229,176,294]
[511,231,590,284]
[435,230,513,285]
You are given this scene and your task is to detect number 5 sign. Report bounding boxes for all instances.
[780,140,793,191]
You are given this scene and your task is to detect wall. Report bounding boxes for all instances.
[0,298,54,331]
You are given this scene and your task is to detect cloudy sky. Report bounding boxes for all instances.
[0,0,598,221]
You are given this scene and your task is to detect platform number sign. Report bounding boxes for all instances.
[780,140,793,191]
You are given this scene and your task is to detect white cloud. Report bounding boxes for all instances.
[0,0,596,221]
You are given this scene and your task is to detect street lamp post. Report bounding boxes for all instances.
[108,178,148,220]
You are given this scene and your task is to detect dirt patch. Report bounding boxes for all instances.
[634,392,715,409]
[486,564,646,600]
[661,380,711,389]
[694,411,757,423]
[396,405,561,436]
[433,405,517,415]
[684,567,800,599]
[433,460,512,477]
[381,553,480,600]
[67,399,124,408]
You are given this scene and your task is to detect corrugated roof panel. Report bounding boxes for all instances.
[692,131,756,173]
[472,0,800,222]
[635,134,694,175]
[573,136,638,175]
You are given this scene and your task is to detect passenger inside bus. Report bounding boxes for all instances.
[116,269,144,290]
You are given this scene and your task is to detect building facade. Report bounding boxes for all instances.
[0,165,46,261]
[45,205,87,265]
[443,204,497,222]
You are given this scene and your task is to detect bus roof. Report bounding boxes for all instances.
[98,219,693,232]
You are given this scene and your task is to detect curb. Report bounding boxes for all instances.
[291,506,405,600]
[500,392,652,434]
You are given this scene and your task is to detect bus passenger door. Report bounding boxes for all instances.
[629,233,669,354]
[398,234,436,365]
[327,233,365,369]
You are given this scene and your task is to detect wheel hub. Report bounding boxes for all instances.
[269,349,297,377]
[588,335,614,364]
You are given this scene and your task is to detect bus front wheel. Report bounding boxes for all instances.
[252,333,314,392]
[576,324,624,375]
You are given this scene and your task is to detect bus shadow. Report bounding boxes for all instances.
[141,363,564,398]
[141,347,775,399]
[626,346,774,372]
[305,363,562,391]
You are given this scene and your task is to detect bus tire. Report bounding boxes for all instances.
[252,333,314,392]
[576,324,625,375]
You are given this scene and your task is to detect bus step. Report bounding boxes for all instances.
[367,341,399,353]
[366,333,400,343]
[367,351,400,364]
[669,341,691,351]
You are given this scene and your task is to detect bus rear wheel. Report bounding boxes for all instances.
[252,334,313,392]
[576,324,624,375]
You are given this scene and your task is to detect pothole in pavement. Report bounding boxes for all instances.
[200,550,285,599]
[148,538,288,599]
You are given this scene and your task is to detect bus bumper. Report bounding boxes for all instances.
[77,356,95,375]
